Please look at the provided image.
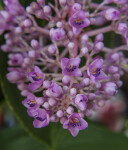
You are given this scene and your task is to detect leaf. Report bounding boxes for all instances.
[0,125,47,150]
[58,123,128,150]
[0,51,65,149]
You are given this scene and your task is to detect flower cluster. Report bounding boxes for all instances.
[1,0,128,137]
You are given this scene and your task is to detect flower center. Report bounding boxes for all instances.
[36,117,46,121]
[66,64,77,72]
[32,73,42,81]
[27,99,36,107]
[69,117,81,127]
[91,67,100,77]
[73,18,84,26]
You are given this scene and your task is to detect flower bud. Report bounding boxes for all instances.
[70,88,77,96]
[102,8,120,21]
[112,73,120,80]
[72,3,82,12]
[37,0,45,6]
[43,80,51,88]
[95,33,104,42]
[81,78,90,87]
[60,117,67,124]
[6,71,21,83]
[117,23,127,32]
[21,90,29,97]
[81,34,89,42]
[56,110,64,118]
[103,82,117,96]
[59,0,67,7]
[81,47,88,55]
[48,98,57,106]
[108,66,118,74]
[28,50,36,58]
[31,39,40,50]
[62,76,70,85]
[94,42,104,52]
[36,97,44,105]
[49,28,65,41]
[43,5,51,15]
[35,10,44,19]
[66,106,74,114]
[24,58,31,65]
[73,94,88,111]
[68,42,74,50]
[111,53,119,62]
[43,102,50,109]
[48,45,57,55]
[30,2,39,11]
[56,21,63,28]
[23,19,32,27]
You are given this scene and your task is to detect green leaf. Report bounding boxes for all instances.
[0,51,65,149]
[0,125,47,150]
[58,123,128,150]
[1,123,128,150]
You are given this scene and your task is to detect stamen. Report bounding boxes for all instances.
[66,64,76,72]
[91,68,100,77]
[69,117,81,127]
[73,18,84,26]
[27,99,36,107]
[32,73,42,81]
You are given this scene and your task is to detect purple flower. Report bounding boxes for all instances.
[87,58,108,83]
[9,53,24,66]
[73,94,88,111]
[101,8,120,21]
[28,66,45,91]
[28,108,50,128]
[6,70,21,83]
[102,82,117,96]
[22,93,37,108]
[69,10,90,35]
[48,83,63,98]
[4,0,25,16]
[61,57,82,76]
[49,28,65,41]
[63,113,88,137]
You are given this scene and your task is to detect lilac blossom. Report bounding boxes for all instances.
[87,58,108,83]
[63,113,88,137]
[1,0,128,137]
[28,66,45,91]
[61,57,82,76]
[22,93,37,108]
[69,10,90,35]
[28,108,50,128]
[47,83,63,98]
